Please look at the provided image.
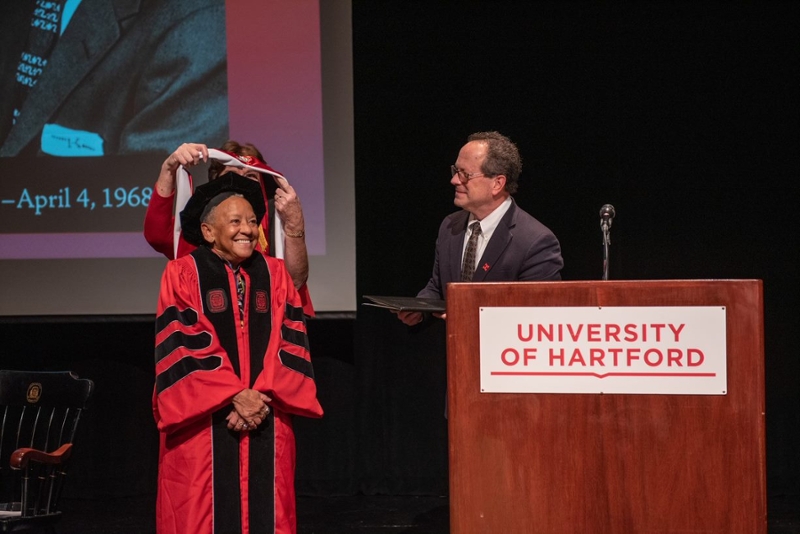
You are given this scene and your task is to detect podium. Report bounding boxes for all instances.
[446,280,766,534]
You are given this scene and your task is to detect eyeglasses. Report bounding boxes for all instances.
[450,165,493,184]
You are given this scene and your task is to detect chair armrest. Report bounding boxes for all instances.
[10,443,73,469]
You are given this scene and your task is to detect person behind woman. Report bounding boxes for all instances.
[144,140,313,313]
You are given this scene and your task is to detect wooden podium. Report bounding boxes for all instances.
[446,280,766,534]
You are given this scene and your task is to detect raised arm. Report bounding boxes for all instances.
[155,143,208,197]
[144,143,208,258]
[273,174,309,289]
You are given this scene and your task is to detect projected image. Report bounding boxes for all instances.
[0,0,352,315]
[0,0,230,260]
[0,0,228,158]
[0,0,326,260]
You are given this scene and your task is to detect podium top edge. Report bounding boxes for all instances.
[447,279,763,286]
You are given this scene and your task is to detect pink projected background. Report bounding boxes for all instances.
[226,0,326,255]
[0,0,325,259]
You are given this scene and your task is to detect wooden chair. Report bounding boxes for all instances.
[0,371,94,533]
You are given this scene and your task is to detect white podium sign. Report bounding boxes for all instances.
[479,306,727,395]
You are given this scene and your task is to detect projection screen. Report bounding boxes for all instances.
[0,0,355,315]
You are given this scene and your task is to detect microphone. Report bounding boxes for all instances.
[599,204,614,280]
[599,204,615,229]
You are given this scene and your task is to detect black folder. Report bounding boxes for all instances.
[362,295,446,313]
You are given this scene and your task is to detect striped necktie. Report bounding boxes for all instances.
[233,266,245,319]
[10,1,66,129]
[461,221,482,281]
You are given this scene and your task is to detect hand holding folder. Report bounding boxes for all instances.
[362,295,446,313]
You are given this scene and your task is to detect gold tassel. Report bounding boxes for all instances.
[258,226,268,252]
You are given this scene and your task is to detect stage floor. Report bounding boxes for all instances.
[57,493,798,533]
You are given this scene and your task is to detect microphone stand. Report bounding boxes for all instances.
[601,219,611,280]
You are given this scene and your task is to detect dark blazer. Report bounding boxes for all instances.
[0,0,227,157]
[418,198,563,300]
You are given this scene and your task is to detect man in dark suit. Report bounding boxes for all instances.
[0,0,226,157]
[398,131,563,326]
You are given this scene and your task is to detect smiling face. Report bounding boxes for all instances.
[200,195,258,266]
[451,140,507,220]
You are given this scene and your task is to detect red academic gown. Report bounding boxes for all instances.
[143,188,315,315]
[153,246,323,534]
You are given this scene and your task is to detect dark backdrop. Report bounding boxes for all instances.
[353,0,798,500]
[0,0,797,517]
